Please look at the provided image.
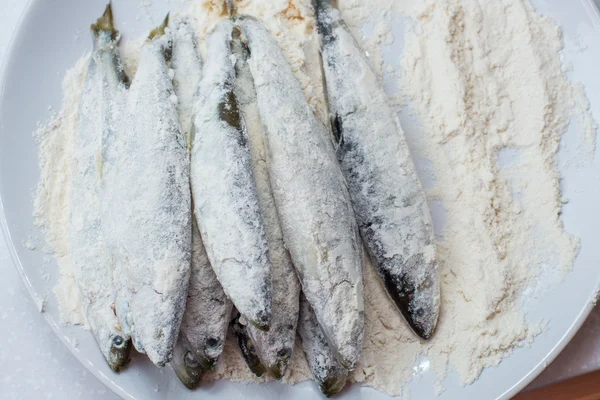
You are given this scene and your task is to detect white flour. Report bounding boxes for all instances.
[33,56,89,327]
[32,0,596,396]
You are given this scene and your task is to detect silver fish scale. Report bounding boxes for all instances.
[191,20,273,332]
[102,33,192,367]
[171,17,233,373]
[232,27,301,379]
[315,1,440,339]
[238,17,364,370]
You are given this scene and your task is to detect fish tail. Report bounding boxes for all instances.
[226,0,237,19]
[148,14,170,40]
[91,3,119,43]
[148,14,173,60]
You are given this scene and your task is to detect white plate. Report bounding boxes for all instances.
[2,0,600,399]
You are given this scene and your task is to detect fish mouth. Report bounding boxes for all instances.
[269,348,292,380]
[107,335,132,372]
[376,255,440,340]
[173,351,203,390]
[320,373,348,398]
[232,315,267,377]
[195,353,218,371]
[249,309,271,332]
[195,337,225,371]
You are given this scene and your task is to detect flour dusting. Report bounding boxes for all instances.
[32,0,596,397]
[33,56,89,327]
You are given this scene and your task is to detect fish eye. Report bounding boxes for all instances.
[277,348,291,361]
[206,337,220,349]
[248,341,257,356]
[184,351,200,368]
[112,336,125,348]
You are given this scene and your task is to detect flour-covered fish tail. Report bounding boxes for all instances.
[170,17,233,383]
[191,20,273,332]
[231,26,301,379]
[298,293,348,398]
[70,3,131,373]
[313,0,440,340]
[238,17,364,370]
[102,15,192,367]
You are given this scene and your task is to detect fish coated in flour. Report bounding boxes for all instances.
[231,26,301,379]
[70,3,131,372]
[101,16,192,367]
[298,293,348,398]
[238,17,364,370]
[313,0,440,339]
[191,20,273,332]
[170,17,233,383]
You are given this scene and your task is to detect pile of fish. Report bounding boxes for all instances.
[70,0,440,397]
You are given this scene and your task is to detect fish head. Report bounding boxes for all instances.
[320,371,348,398]
[194,336,225,370]
[172,338,203,390]
[173,350,203,390]
[232,314,267,378]
[107,334,132,372]
[268,347,293,380]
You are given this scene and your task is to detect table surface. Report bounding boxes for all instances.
[1,1,599,399]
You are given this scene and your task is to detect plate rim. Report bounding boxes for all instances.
[0,0,599,399]
[0,1,134,398]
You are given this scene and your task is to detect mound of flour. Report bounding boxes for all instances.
[33,0,596,396]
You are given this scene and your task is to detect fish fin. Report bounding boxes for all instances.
[148,14,170,40]
[331,113,344,149]
[316,37,341,151]
[91,3,119,41]
[187,123,196,151]
[231,25,251,67]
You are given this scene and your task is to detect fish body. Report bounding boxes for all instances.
[313,0,440,339]
[238,17,364,370]
[231,26,300,379]
[298,294,348,398]
[171,17,233,378]
[70,4,131,372]
[191,20,273,331]
[102,16,192,367]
